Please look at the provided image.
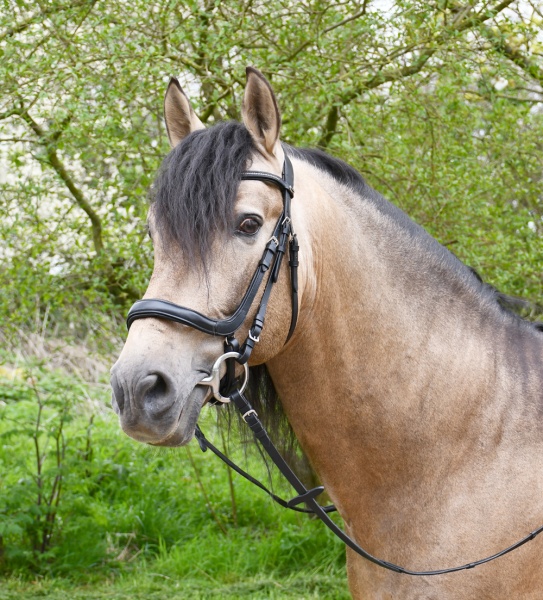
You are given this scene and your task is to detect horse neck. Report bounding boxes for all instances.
[267,162,543,499]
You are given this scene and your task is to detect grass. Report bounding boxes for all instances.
[0,571,350,599]
[0,348,350,599]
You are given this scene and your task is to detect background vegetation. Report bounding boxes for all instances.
[0,351,348,598]
[0,0,542,597]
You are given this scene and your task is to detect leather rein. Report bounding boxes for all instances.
[126,152,543,576]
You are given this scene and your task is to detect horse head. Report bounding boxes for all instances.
[110,68,302,446]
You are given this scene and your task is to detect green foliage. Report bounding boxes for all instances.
[0,1,542,593]
[0,361,347,595]
[0,572,350,599]
[1,0,542,340]
[0,364,93,570]
[334,73,543,299]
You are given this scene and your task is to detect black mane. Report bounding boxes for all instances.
[287,146,424,237]
[151,124,541,459]
[153,121,255,264]
[288,146,543,331]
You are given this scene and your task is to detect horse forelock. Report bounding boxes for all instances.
[152,121,256,265]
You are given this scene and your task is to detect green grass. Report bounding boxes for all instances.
[0,571,350,599]
[0,355,349,598]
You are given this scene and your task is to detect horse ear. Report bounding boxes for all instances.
[164,78,204,148]
[242,67,281,157]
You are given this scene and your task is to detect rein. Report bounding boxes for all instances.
[126,153,543,576]
[195,390,543,576]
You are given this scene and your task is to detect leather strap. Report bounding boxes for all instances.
[200,389,543,577]
[127,221,282,335]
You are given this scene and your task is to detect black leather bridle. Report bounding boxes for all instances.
[127,152,298,400]
[126,152,543,576]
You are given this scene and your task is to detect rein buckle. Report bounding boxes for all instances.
[241,409,257,422]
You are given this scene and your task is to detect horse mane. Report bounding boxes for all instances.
[151,122,542,457]
[287,146,543,332]
[152,121,256,265]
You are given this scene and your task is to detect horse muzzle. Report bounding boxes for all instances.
[110,364,209,446]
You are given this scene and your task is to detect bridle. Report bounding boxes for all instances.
[126,151,543,576]
[127,151,299,402]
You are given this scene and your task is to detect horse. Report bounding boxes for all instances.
[110,67,543,598]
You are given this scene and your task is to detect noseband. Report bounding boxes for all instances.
[127,152,299,401]
[124,150,543,577]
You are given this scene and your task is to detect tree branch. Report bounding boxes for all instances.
[318,105,340,148]
[19,110,104,254]
[281,7,370,65]
[0,107,22,121]
[0,0,93,43]
[317,0,517,147]
[479,24,543,86]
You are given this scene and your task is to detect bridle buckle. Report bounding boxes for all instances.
[248,330,260,343]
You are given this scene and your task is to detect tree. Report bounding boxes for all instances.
[1,0,542,339]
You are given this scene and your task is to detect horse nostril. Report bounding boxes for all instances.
[110,373,125,414]
[145,373,167,402]
[135,372,175,417]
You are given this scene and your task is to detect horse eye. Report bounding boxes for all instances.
[236,217,261,236]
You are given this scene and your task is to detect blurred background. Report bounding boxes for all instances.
[0,0,542,597]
